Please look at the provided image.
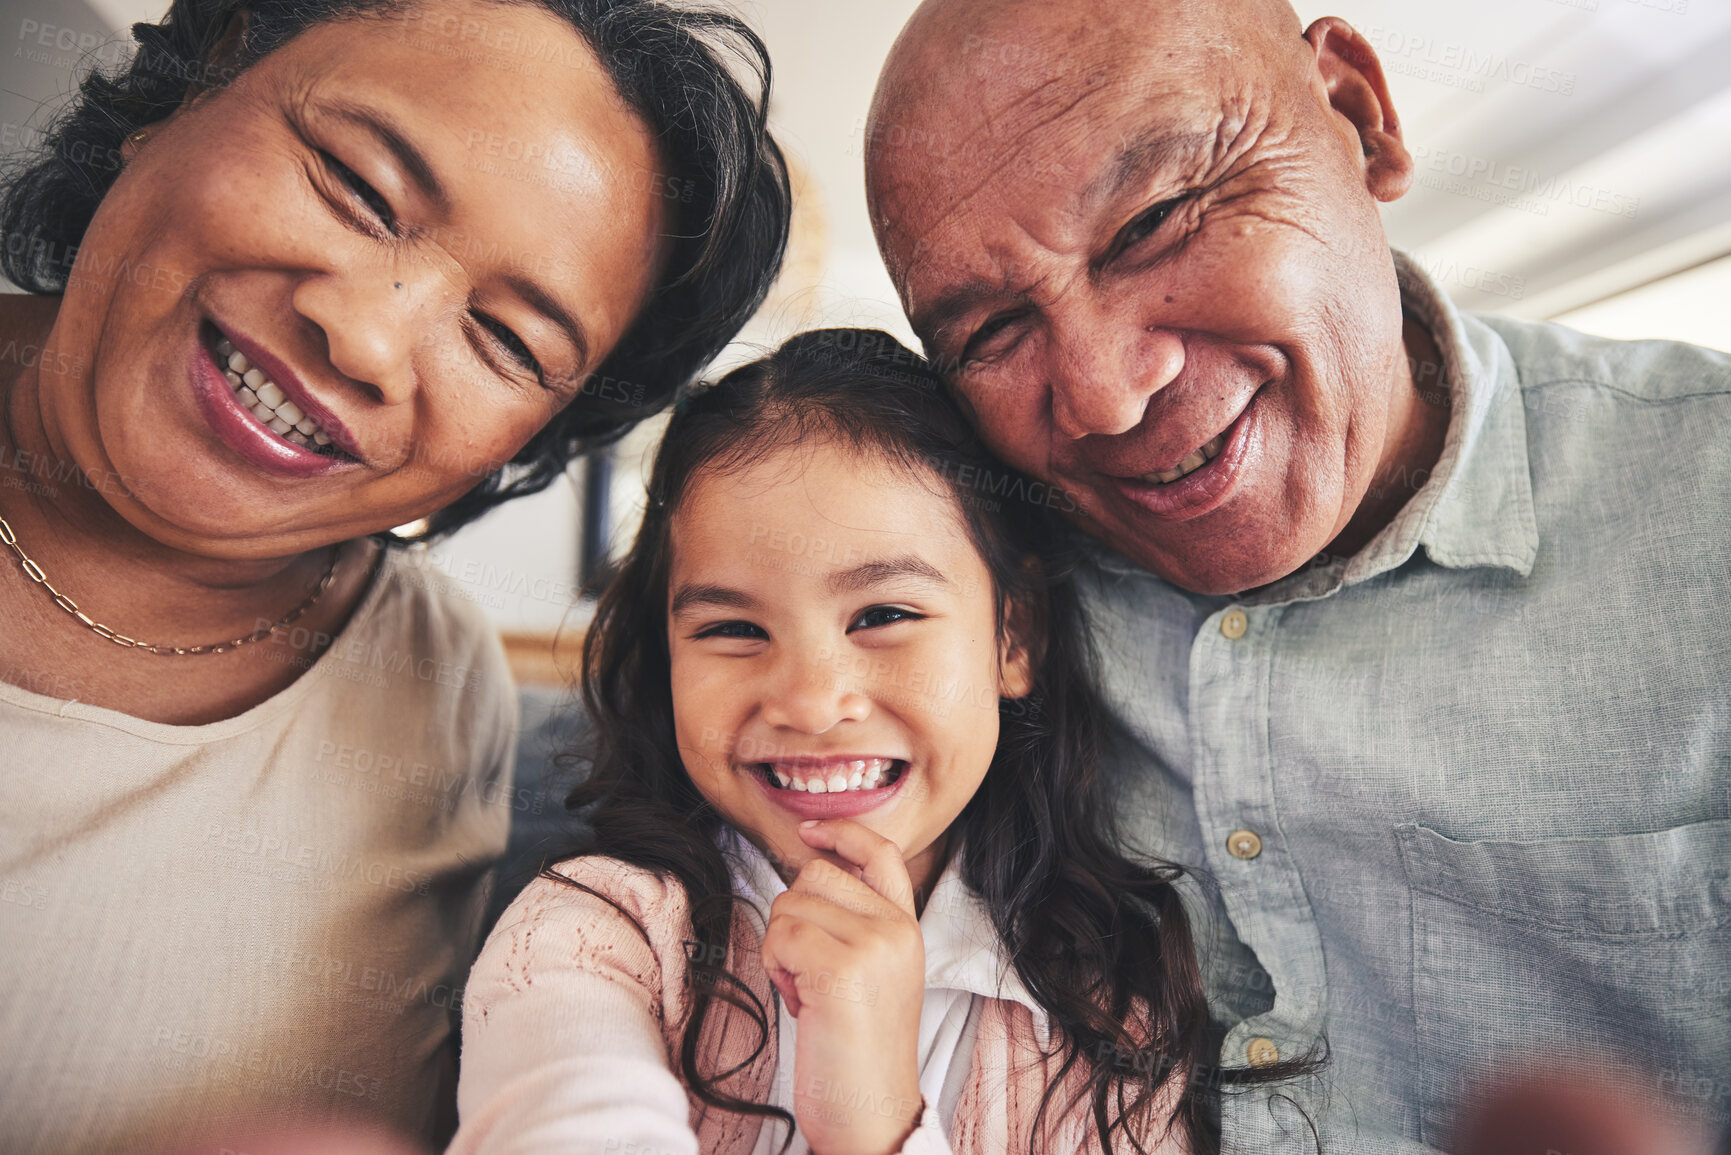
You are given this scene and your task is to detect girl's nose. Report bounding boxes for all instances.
[291,267,422,406]
[759,650,872,734]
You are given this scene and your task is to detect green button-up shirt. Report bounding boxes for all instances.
[1079,250,1731,1152]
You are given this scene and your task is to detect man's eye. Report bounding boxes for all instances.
[472,312,545,382]
[694,620,767,641]
[323,152,396,232]
[1114,195,1187,255]
[849,606,923,632]
[961,312,1024,366]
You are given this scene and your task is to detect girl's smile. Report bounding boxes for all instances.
[743,754,910,820]
[666,434,1033,892]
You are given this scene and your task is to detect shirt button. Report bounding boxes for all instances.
[1246,1037,1280,1067]
[1219,608,1248,639]
[1227,829,1263,860]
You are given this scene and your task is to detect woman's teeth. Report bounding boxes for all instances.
[1144,433,1226,485]
[215,336,333,451]
[764,758,899,793]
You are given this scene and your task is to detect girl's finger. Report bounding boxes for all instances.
[797,819,918,918]
[770,886,894,947]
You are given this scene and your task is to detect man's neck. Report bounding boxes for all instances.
[1324,316,1453,562]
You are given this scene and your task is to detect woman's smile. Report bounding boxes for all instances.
[190,320,365,478]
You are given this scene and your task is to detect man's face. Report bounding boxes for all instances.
[869,1,1411,594]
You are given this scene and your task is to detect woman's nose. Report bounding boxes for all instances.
[758,649,872,735]
[291,267,422,406]
[1046,303,1186,439]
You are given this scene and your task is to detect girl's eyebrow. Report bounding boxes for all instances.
[669,583,759,619]
[827,555,948,594]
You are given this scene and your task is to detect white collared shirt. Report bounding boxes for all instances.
[719,828,1046,1155]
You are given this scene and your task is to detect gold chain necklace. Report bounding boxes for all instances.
[0,512,339,656]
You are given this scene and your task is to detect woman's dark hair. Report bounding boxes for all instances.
[560,328,1319,1154]
[0,0,790,539]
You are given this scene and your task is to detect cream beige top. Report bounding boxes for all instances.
[0,548,518,1155]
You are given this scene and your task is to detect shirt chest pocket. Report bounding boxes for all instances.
[1394,819,1731,1146]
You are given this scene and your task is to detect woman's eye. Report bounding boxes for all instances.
[694,620,767,641]
[473,312,545,382]
[849,605,923,632]
[323,152,396,232]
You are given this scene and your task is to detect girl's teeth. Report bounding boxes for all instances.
[767,759,898,793]
[215,333,333,452]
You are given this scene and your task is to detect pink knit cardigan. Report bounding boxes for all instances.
[455,855,1190,1155]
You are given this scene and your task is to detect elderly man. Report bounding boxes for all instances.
[866,1,1730,1152]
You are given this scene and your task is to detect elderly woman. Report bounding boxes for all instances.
[0,0,787,1150]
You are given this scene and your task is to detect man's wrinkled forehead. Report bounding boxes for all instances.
[867,0,1304,278]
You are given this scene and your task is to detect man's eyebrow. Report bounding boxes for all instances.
[1085,127,1217,205]
[324,100,450,215]
[670,584,760,618]
[828,555,950,595]
[504,271,591,371]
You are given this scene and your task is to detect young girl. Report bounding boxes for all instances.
[449,331,1306,1155]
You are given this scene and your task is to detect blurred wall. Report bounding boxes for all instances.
[4,0,1727,647]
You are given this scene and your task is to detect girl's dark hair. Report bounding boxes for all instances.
[0,0,790,540]
[561,328,1318,1154]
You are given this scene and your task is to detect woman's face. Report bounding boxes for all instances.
[665,438,1034,895]
[45,0,669,556]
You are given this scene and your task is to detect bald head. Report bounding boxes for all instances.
[867,0,1315,286]
[862,0,1427,595]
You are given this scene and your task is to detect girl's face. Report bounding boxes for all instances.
[43,0,668,558]
[667,438,1033,896]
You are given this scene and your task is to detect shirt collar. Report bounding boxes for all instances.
[1357,248,1538,583]
[718,828,1050,1038]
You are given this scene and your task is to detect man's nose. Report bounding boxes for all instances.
[1045,304,1186,439]
[291,266,423,406]
[758,648,872,735]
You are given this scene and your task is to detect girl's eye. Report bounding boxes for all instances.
[849,605,923,632]
[694,620,767,641]
[472,311,545,383]
[323,152,396,233]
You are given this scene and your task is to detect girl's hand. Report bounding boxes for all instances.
[760,819,926,1155]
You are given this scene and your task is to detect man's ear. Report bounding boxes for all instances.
[1304,16,1412,203]
[997,581,1041,703]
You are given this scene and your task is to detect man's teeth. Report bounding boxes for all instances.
[1144,433,1226,485]
[766,759,897,793]
[215,337,332,449]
